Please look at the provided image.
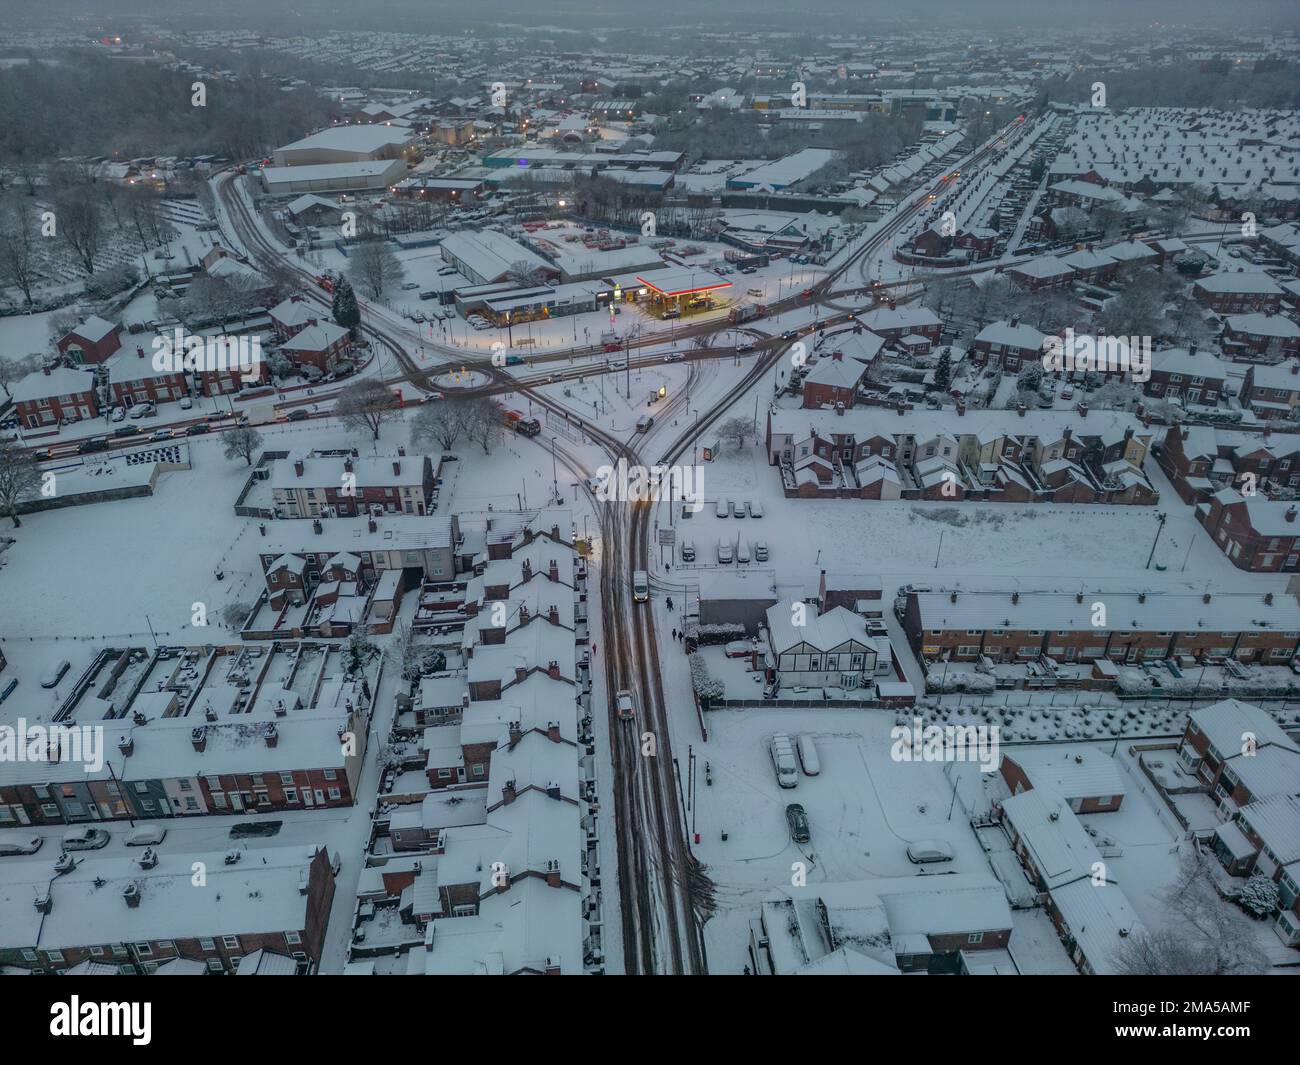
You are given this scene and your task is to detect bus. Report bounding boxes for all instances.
[631,570,649,603]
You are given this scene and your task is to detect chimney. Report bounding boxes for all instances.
[1291,362,1298,376]
[392,460,401,476]
[1265,592,1274,605]
[343,457,353,473]
[956,397,966,416]
[521,558,532,581]
[1138,592,1146,603]
[1077,402,1089,418]
[518,602,529,624]
[1287,506,1297,524]
[1203,592,1212,603]
[33,892,52,914]
[42,365,50,376]
[545,780,561,800]
[508,720,523,748]
[259,522,267,537]
[368,517,377,533]
[137,847,158,870]
[835,401,845,416]
[1009,314,1020,328]
[313,518,323,535]
[545,858,561,887]
[265,723,278,748]
[397,446,406,457]
[544,957,561,975]
[831,349,843,362]
[1016,403,1027,417]
[547,660,561,680]
[191,727,206,752]
[548,559,559,582]
[1011,592,1020,604]
[123,881,142,908]
[137,345,145,359]
[548,603,559,625]
[515,665,527,684]
[547,720,561,742]
[1188,343,1197,357]
[294,459,304,477]
[291,294,302,303]
[118,735,134,757]
[551,523,561,541]
[502,778,517,804]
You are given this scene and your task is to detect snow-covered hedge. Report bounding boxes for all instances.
[925,670,996,694]
[686,622,748,645]
[689,654,725,702]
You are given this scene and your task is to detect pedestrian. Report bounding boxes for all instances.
[671,628,677,640]
[666,597,674,611]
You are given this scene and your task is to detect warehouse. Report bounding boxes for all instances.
[549,244,665,284]
[439,230,557,286]
[482,147,684,171]
[261,158,408,197]
[726,148,840,191]
[272,125,412,166]
[390,176,487,203]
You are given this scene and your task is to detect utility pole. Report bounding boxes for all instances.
[1145,511,1168,569]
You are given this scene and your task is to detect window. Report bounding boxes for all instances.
[327,787,341,801]
[472,765,485,777]
[21,950,37,962]
[134,781,149,794]
[222,936,240,950]
[178,779,192,791]
[211,793,227,809]
[199,939,216,951]
[285,788,298,803]
[437,768,452,779]
[207,958,224,972]
[324,769,338,781]
[286,932,302,945]
[47,950,64,963]
[134,943,152,956]
[90,946,105,957]
[967,932,984,945]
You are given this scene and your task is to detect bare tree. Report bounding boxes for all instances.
[717,416,754,450]
[0,354,43,399]
[222,426,264,466]
[337,378,400,441]
[54,192,104,276]
[348,238,404,300]
[0,439,41,528]
[0,199,41,306]
[410,398,465,452]
[461,397,504,454]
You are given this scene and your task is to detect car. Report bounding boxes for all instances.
[41,660,71,688]
[31,449,50,462]
[770,733,799,789]
[185,422,210,436]
[126,825,167,846]
[128,403,153,419]
[0,835,43,856]
[610,359,627,370]
[785,804,811,844]
[179,396,193,410]
[680,539,696,562]
[615,689,636,720]
[78,436,109,454]
[631,569,649,603]
[664,352,685,362]
[754,539,769,562]
[724,640,754,658]
[61,826,110,851]
[113,425,141,437]
[401,281,419,290]
[287,408,311,422]
[716,498,729,519]
[797,734,821,776]
[781,330,799,340]
[731,500,745,518]
[110,406,127,422]
[662,308,681,320]
[717,540,734,564]
[906,839,954,864]
[747,500,764,518]
[149,429,173,442]
[736,539,751,564]
[737,343,755,354]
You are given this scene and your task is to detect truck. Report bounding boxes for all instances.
[728,303,767,325]
[502,409,541,436]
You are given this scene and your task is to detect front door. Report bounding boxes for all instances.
[231,793,244,811]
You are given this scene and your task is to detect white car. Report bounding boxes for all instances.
[906,839,954,864]
[62,826,110,851]
[715,498,729,519]
[126,825,167,846]
[0,835,43,856]
[110,406,127,422]
[615,689,636,720]
[747,500,764,518]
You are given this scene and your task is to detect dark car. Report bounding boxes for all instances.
[31,449,51,461]
[287,408,311,421]
[185,423,211,436]
[113,425,141,437]
[77,436,109,454]
[785,804,810,844]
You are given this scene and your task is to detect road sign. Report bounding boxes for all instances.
[657,528,676,546]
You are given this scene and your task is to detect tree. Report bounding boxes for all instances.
[461,397,504,454]
[0,198,41,306]
[337,378,400,442]
[54,191,104,276]
[345,626,377,674]
[0,354,41,399]
[222,426,264,466]
[222,602,252,629]
[934,348,953,392]
[1114,846,1268,975]
[348,238,403,300]
[717,416,753,450]
[411,398,465,452]
[332,277,361,338]
[0,439,40,528]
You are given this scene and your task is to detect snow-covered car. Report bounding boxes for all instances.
[906,839,954,864]
[0,835,43,856]
[724,641,754,658]
[126,825,167,846]
[615,689,636,720]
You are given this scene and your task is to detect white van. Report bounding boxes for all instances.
[797,734,821,776]
[770,733,799,789]
[41,660,71,689]
[736,540,751,564]
[680,540,696,562]
[717,540,733,564]
[635,415,654,432]
[631,570,650,603]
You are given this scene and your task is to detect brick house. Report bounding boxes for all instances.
[1000,749,1126,813]
[1005,256,1075,292]
[1199,490,1300,571]
[1192,272,1283,315]
[278,319,353,374]
[1156,424,1300,503]
[971,318,1046,371]
[855,305,943,345]
[801,350,870,409]
[106,348,189,408]
[1224,312,1300,363]
[1144,346,1230,408]
[10,366,99,428]
[1241,362,1300,420]
[0,843,335,974]
[272,450,436,518]
[56,315,121,364]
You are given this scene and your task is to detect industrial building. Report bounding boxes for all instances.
[272,125,412,166]
[439,231,557,286]
[261,158,408,197]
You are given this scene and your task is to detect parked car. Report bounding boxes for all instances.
[128,403,155,420]
[185,423,210,436]
[797,734,821,776]
[731,499,745,518]
[615,689,636,720]
[785,803,811,844]
[754,540,769,562]
[724,640,754,658]
[0,835,43,856]
[126,825,167,846]
[41,660,71,689]
[770,733,799,789]
[717,540,734,564]
[716,498,729,519]
[62,826,111,851]
[736,539,751,564]
[906,839,954,864]
[179,396,193,410]
[747,500,764,518]
[110,406,127,422]
[680,540,695,562]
